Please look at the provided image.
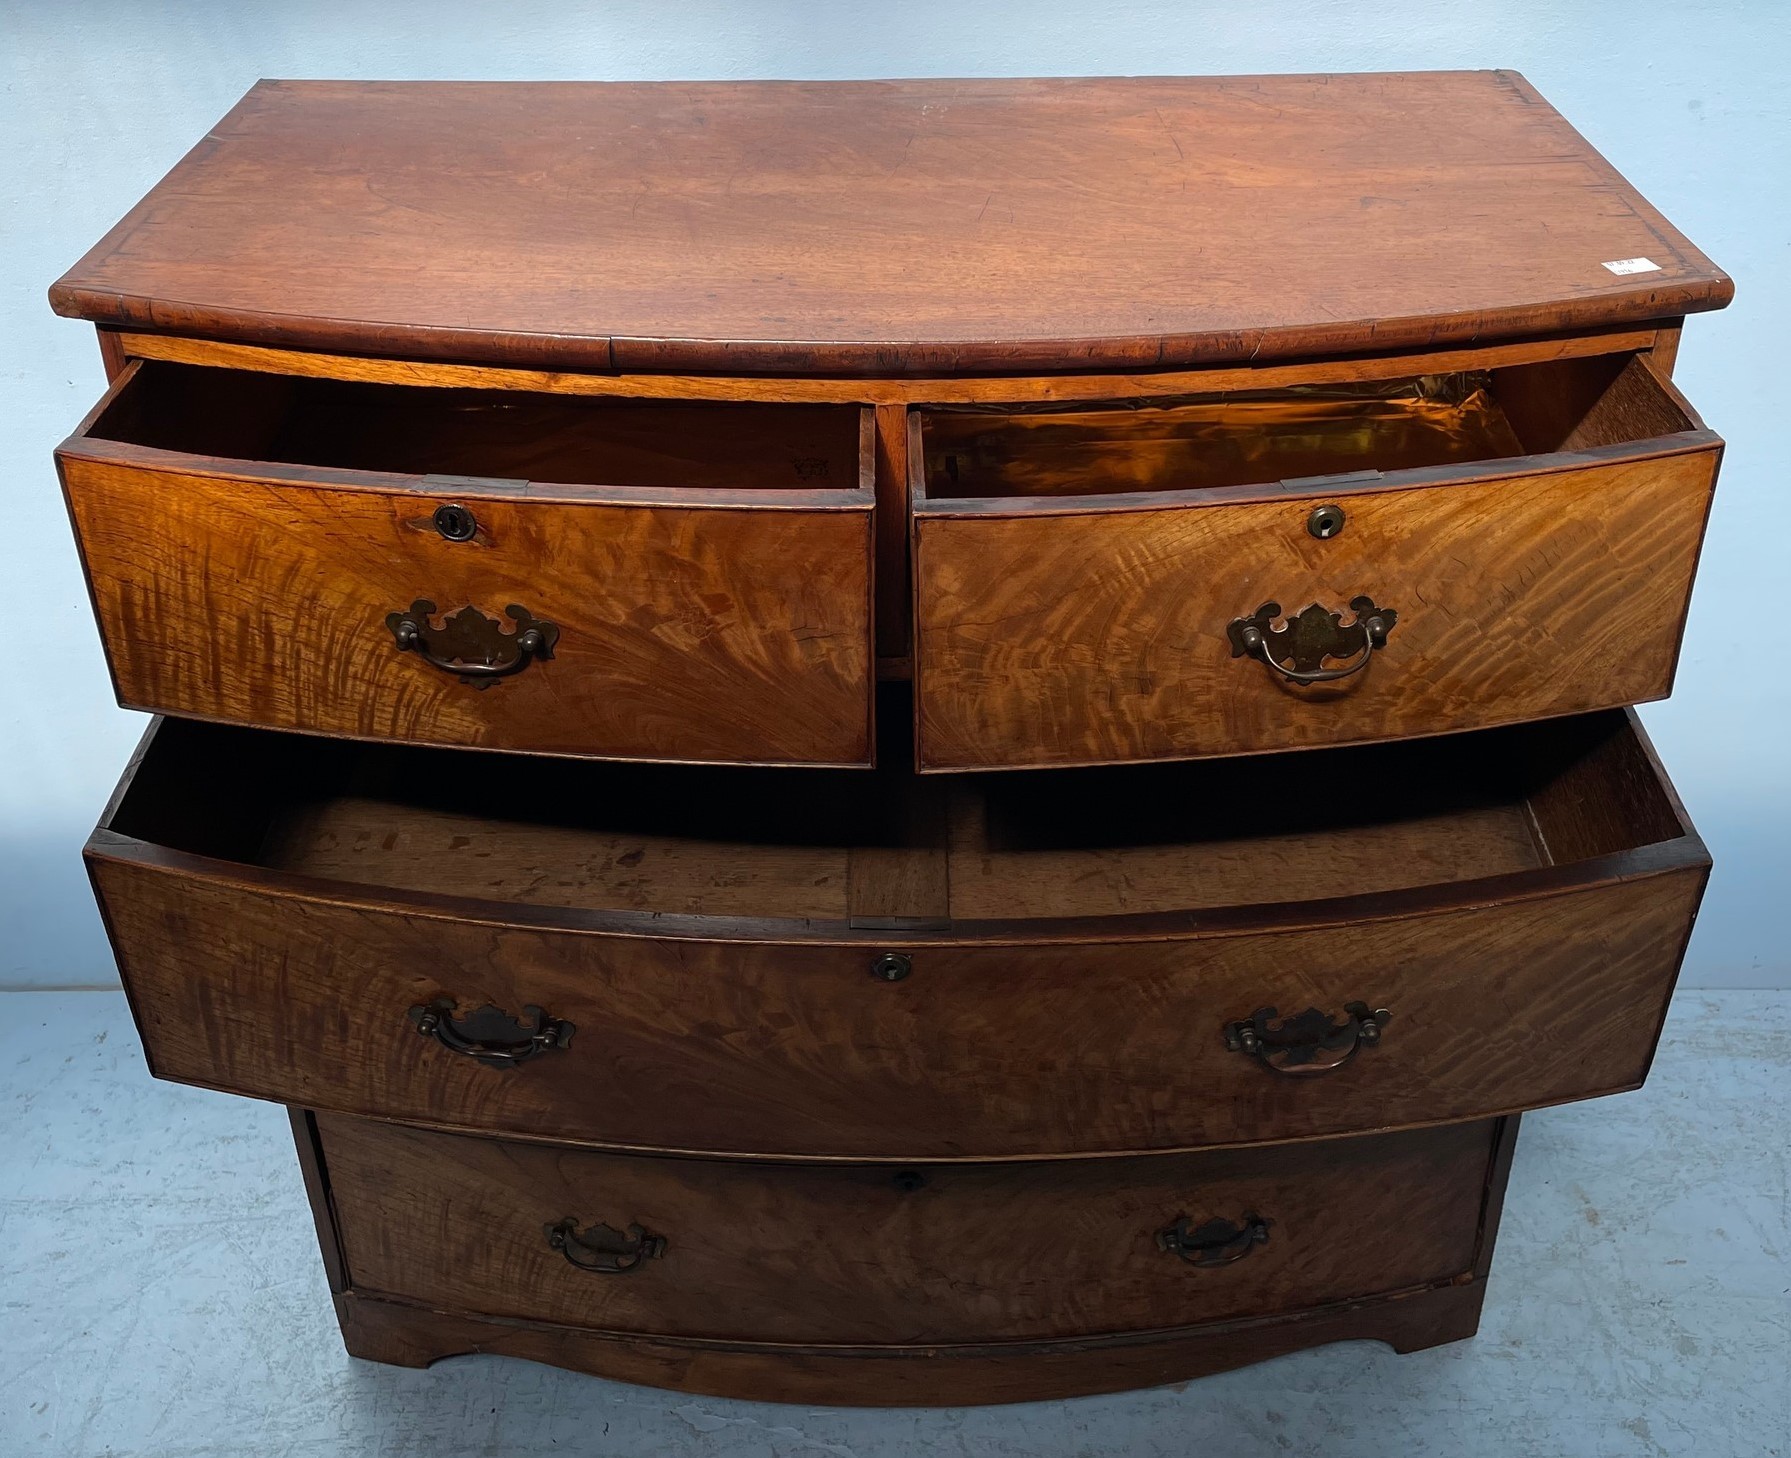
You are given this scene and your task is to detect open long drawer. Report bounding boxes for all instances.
[90,702,1706,1161]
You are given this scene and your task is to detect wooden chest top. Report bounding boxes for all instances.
[48,73,1730,375]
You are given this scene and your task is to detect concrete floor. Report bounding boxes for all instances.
[1,990,1785,1457]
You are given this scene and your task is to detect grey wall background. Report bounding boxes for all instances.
[2,1,1784,988]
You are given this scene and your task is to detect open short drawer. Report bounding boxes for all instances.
[90,704,1707,1161]
[59,361,875,766]
[910,352,1721,769]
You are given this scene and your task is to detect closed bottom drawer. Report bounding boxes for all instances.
[318,1114,1501,1347]
[91,703,1707,1160]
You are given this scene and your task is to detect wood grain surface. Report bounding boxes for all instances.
[914,360,1719,769]
[50,75,1729,374]
[92,855,1704,1161]
[293,1110,1516,1404]
[317,1114,1494,1344]
[88,712,1707,1161]
[920,375,1528,498]
[59,366,875,766]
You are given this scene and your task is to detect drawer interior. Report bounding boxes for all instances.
[108,698,1689,926]
[83,361,864,491]
[919,352,1694,499]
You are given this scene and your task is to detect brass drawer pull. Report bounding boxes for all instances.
[545,1217,667,1274]
[407,997,574,1067]
[1157,1213,1271,1267]
[1227,597,1396,685]
[386,599,559,687]
[1224,1003,1390,1076]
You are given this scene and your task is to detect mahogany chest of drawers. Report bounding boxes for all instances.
[51,72,1728,1406]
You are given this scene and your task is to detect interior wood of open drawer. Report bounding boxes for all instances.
[80,360,864,493]
[916,352,1695,502]
[104,695,1695,932]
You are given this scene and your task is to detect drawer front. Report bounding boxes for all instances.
[59,445,874,768]
[319,1114,1495,1345]
[92,854,1702,1162]
[913,445,1718,769]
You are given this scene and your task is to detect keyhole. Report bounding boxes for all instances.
[870,952,912,983]
[1307,504,1345,540]
[433,503,478,541]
